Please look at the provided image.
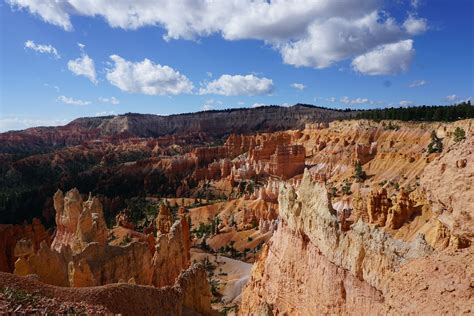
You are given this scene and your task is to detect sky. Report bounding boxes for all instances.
[0,0,473,132]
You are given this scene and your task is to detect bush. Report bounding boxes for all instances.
[353,161,367,182]
[453,127,466,143]
[427,131,443,153]
[341,180,352,195]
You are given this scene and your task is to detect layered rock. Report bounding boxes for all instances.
[420,136,474,244]
[0,264,214,315]
[13,189,193,289]
[240,170,460,315]
[0,219,50,273]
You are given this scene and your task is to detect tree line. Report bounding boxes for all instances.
[355,101,473,121]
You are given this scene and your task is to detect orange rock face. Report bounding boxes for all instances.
[12,189,194,289]
[241,163,473,315]
[0,219,50,273]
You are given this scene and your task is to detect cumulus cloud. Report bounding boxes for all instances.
[106,55,193,95]
[98,96,120,105]
[351,40,414,75]
[67,44,97,84]
[24,40,60,58]
[200,74,273,96]
[409,79,427,88]
[9,0,427,74]
[9,0,72,31]
[403,14,428,35]
[57,95,91,106]
[291,83,306,90]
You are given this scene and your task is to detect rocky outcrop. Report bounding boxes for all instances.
[363,188,417,229]
[0,219,50,273]
[268,145,305,179]
[241,169,440,315]
[0,264,214,315]
[156,203,173,234]
[420,136,474,244]
[153,220,191,287]
[13,189,193,289]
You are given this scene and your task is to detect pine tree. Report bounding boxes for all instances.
[354,161,366,182]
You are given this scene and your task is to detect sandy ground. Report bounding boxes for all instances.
[191,248,252,304]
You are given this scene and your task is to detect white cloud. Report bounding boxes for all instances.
[24,40,60,58]
[280,11,404,69]
[410,0,421,9]
[237,101,245,106]
[98,97,120,105]
[351,39,414,75]
[106,55,193,95]
[0,116,68,132]
[409,79,426,88]
[291,83,306,90]
[206,71,213,77]
[326,97,336,102]
[9,0,72,31]
[201,99,223,111]
[446,94,458,102]
[403,14,427,35]
[399,100,414,106]
[9,0,427,74]
[43,83,60,91]
[95,111,116,116]
[200,74,273,96]
[67,44,97,84]
[252,103,266,108]
[340,96,373,105]
[57,95,91,106]
[202,103,214,111]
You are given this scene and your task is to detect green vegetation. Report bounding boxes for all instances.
[355,101,473,121]
[341,180,352,195]
[120,234,132,246]
[192,222,213,238]
[453,127,466,142]
[427,131,443,153]
[1,286,39,311]
[219,304,239,316]
[122,197,161,231]
[353,161,367,183]
[209,278,221,297]
[383,121,400,130]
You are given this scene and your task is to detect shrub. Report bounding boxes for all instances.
[427,131,443,153]
[354,161,367,182]
[453,127,466,142]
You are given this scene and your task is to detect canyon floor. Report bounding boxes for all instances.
[0,113,473,315]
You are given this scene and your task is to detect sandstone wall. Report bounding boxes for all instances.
[241,169,472,315]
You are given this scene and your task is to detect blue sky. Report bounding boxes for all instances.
[0,0,473,131]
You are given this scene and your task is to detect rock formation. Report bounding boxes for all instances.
[0,219,50,273]
[156,203,173,234]
[240,169,472,315]
[13,189,193,289]
[0,264,214,315]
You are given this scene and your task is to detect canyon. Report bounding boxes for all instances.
[0,108,473,315]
